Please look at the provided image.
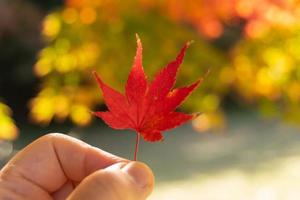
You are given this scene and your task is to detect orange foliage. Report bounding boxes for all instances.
[141,0,300,38]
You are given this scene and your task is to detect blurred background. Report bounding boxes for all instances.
[1,0,300,199]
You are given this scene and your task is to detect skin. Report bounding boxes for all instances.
[0,133,154,200]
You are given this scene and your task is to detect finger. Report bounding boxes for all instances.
[67,162,154,200]
[0,133,126,199]
[52,181,74,200]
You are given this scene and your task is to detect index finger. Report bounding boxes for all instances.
[0,133,126,193]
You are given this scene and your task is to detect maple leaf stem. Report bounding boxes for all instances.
[134,132,140,161]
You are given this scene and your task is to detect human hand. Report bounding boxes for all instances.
[0,133,154,200]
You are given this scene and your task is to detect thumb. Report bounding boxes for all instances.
[67,161,154,200]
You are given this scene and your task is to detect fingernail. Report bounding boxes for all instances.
[122,161,153,189]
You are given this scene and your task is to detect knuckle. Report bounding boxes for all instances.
[40,133,89,147]
[0,164,21,182]
[87,171,130,200]
[40,133,65,141]
[0,170,29,200]
[89,171,116,188]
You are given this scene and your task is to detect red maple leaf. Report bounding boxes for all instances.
[93,35,202,160]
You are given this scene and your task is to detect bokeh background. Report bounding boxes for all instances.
[1,0,300,199]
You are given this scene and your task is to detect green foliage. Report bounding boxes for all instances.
[32,5,227,127]
[30,0,300,131]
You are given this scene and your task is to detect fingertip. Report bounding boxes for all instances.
[122,161,154,194]
[68,161,154,200]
